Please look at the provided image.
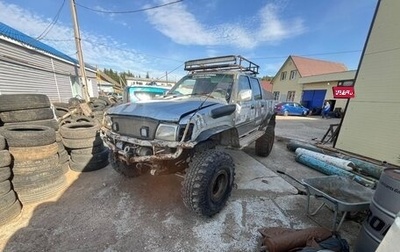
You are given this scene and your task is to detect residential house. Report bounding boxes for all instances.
[335,0,400,166]
[260,80,273,92]
[0,22,98,103]
[271,56,351,113]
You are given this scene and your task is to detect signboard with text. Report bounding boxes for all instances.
[332,86,355,99]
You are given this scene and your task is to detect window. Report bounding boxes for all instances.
[250,78,262,100]
[273,91,280,100]
[289,70,297,80]
[238,76,251,91]
[280,71,287,80]
[286,91,295,101]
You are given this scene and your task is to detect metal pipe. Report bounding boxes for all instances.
[287,140,323,153]
[295,148,355,171]
[296,154,376,188]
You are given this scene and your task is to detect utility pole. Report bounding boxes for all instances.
[70,0,90,102]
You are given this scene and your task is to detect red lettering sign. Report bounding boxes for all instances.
[332,86,355,99]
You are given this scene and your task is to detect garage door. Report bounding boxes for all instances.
[301,90,326,109]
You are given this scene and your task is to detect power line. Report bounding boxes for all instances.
[155,63,184,81]
[36,0,66,40]
[75,0,183,14]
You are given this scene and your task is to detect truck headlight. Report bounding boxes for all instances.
[103,115,112,129]
[155,124,178,141]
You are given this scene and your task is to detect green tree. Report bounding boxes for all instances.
[261,75,274,81]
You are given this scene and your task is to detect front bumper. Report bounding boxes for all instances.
[102,127,195,163]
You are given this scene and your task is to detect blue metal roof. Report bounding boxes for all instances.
[0,21,78,64]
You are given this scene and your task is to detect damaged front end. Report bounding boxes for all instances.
[101,114,197,175]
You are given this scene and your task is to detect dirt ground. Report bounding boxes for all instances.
[0,115,365,251]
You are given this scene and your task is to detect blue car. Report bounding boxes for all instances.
[274,102,310,116]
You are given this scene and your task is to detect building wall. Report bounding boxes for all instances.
[271,59,303,102]
[0,39,98,103]
[336,0,400,166]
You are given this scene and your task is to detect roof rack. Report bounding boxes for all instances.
[184,55,259,75]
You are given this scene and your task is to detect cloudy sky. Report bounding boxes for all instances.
[0,0,377,81]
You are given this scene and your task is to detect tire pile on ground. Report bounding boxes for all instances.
[0,94,68,205]
[0,134,22,225]
[60,121,109,172]
[53,96,118,126]
[2,125,68,204]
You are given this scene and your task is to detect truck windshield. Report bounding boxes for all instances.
[168,74,234,101]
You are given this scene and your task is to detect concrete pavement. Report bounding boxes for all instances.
[0,115,363,251]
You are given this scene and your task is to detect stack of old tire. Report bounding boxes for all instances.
[0,94,68,205]
[60,121,109,172]
[0,134,22,225]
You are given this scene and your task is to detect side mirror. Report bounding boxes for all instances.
[238,89,252,102]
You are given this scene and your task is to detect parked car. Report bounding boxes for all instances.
[123,85,170,103]
[274,102,309,116]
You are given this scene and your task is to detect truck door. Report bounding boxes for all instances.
[249,77,264,127]
[234,75,256,136]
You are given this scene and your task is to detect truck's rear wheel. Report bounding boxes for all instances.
[181,149,235,217]
[255,126,275,157]
[109,152,147,177]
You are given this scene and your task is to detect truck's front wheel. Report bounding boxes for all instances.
[181,149,235,217]
[109,152,147,177]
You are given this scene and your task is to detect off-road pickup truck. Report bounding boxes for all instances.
[102,55,276,216]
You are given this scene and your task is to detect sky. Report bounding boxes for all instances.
[0,0,378,81]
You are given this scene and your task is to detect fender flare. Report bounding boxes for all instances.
[194,125,239,147]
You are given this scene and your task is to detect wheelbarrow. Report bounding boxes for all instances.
[277,170,374,231]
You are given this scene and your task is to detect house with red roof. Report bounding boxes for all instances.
[271,55,355,114]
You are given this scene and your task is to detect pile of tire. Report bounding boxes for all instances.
[60,121,109,172]
[2,125,68,204]
[0,134,22,225]
[0,94,66,168]
[53,96,118,126]
[0,94,69,205]
[0,94,59,129]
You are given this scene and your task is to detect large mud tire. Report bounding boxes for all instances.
[12,154,59,173]
[0,167,11,182]
[0,94,50,112]
[0,135,6,150]
[9,142,58,161]
[255,126,275,157]
[0,150,11,167]
[70,147,108,163]
[0,190,17,211]
[0,200,22,226]
[60,122,100,139]
[0,108,54,123]
[0,125,56,147]
[15,176,67,204]
[181,149,235,217]
[0,180,11,195]
[62,134,103,149]
[4,119,60,131]
[109,152,147,177]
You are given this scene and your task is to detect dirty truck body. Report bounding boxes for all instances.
[102,55,276,216]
